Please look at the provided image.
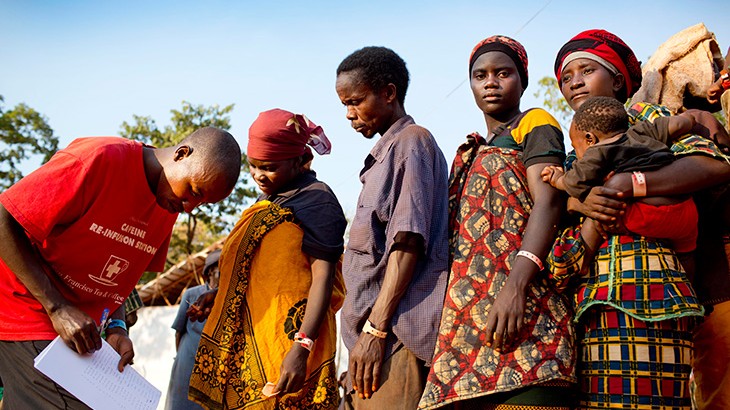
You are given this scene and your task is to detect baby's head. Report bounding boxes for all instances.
[247,109,331,195]
[570,96,628,158]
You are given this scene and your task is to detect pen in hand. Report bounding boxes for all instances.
[99,308,110,334]
[187,299,201,312]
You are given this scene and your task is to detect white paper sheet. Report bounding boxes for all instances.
[34,336,161,410]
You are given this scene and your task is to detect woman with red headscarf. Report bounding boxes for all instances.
[187,109,347,409]
[549,29,730,409]
[418,35,576,410]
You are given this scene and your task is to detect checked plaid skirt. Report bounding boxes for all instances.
[578,307,693,409]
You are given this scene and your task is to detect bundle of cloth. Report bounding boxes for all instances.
[630,22,724,114]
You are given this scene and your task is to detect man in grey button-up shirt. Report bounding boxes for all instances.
[335,46,449,409]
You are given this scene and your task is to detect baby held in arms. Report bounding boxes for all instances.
[542,96,698,275]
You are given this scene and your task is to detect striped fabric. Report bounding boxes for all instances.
[627,101,673,121]
[466,405,568,410]
[548,101,710,410]
[454,403,570,410]
[549,226,703,322]
[627,102,730,162]
[579,308,693,409]
[124,288,143,314]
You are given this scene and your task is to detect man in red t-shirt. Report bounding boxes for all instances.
[0,126,241,409]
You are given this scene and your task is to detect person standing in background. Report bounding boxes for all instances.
[165,249,221,410]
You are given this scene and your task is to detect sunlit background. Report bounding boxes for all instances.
[2,0,728,216]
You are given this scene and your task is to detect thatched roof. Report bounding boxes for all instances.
[136,239,224,306]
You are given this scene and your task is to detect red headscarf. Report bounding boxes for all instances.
[554,29,642,99]
[469,35,529,89]
[247,109,331,161]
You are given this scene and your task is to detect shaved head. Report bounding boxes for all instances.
[179,127,242,197]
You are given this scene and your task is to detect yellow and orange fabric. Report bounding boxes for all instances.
[189,200,344,409]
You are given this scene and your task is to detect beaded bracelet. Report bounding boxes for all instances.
[517,250,544,271]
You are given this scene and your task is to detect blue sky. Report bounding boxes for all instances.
[2,1,728,216]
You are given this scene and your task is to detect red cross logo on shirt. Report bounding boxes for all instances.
[89,255,129,286]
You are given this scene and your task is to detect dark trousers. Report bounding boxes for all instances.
[0,340,91,410]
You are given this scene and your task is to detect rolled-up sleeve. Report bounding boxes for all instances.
[385,135,437,255]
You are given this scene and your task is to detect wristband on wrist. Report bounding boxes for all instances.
[720,69,730,91]
[631,171,647,197]
[516,250,544,271]
[106,319,127,332]
[362,320,387,339]
[294,331,314,351]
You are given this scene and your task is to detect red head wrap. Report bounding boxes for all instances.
[554,29,642,99]
[247,109,331,161]
[469,35,529,89]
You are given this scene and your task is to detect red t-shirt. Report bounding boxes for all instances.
[0,137,178,340]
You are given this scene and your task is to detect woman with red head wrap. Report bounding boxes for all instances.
[549,29,730,409]
[247,109,332,194]
[419,35,576,410]
[247,108,331,162]
[188,109,346,409]
[555,29,643,108]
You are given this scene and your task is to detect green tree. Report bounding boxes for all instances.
[713,111,727,127]
[0,96,59,189]
[533,77,572,130]
[120,101,257,268]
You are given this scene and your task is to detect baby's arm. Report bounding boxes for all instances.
[665,112,696,141]
[707,46,729,105]
[541,165,567,191]
[682,109,730,152]
[707,79,726,104]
